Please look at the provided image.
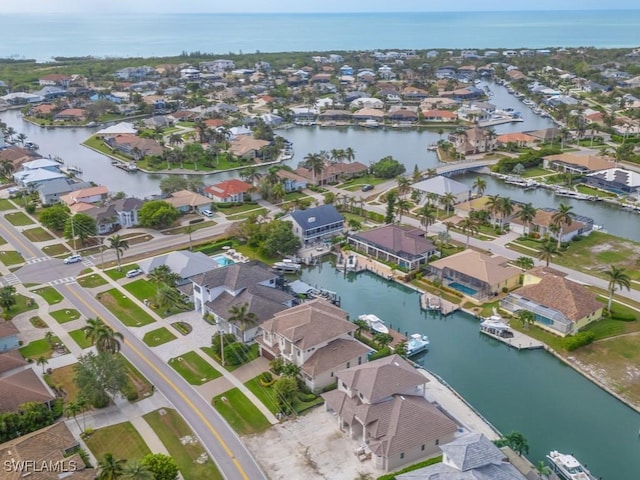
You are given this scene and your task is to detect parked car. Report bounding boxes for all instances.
[361,184,374,192]
[63,254,82,264]
[202,209,214,217]
[125,268,143,278]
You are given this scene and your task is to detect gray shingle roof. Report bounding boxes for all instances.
[443,433,507,471]
[191,261,276,290]
[139,251,219,280]
[352,225,436,257]
[411,176,470,196]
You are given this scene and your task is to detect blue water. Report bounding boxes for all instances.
[448,282,478,296]
[1,10,639,61]
[211,254,234,267]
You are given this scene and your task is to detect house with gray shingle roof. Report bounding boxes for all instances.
[191,261,295,342]
[282,204,344,245]
[411,176,471,206]
[396,433,528,479]
[258,299,371,392]
[348,225,437,271]
[139,251,219,286]
[323,355,458,472]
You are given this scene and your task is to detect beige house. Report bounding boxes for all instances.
[322,355,458,472]
[229,135,270,159]
[501,267,603,336]
[449,126,497,155]
[428,250,521,300]
[257,299,371,392]
[543,153,615,174]
[510,208,593,242]
[165,189,212,214]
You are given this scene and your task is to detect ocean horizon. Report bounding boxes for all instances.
[2,10,640,62]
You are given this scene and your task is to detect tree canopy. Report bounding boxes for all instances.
[138,200,180,229]
[370,156,406,178]
[39,204,70,231]
[74,352,128,408]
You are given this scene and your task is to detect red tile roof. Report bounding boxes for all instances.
[204,179,253,198]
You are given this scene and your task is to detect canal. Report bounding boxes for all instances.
[301,264,640,480]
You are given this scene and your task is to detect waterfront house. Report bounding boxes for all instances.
[0,321,19,353]
[60,185,109,207]
[501,267,603,336]
[165,189,211,214]
[228,135,270,160]
[427,250,521,300]
[191,261,295,342]
[322,355,458,472]
[34,86,66,101]
[139,251,219,287]
[449,127,497,155]
[348,225,438,271]
[421,109,458,122]
[53,108,86,122]
[495,132,538,148]
[0,146,38,171]
[104,134,163,159]
[38,73,71,87]
[20,158,61,173]
[543,153,614,174]
[387,108,418,124]
[282,204,344,245]
[411,176,471,205]
[95,121,137,137]
[509,208,593,242]
[276,169,308,192]
[112,197,143,228]
[0,422,93,480]
[13,168,67,190]
[258,299,371,392]
[396,433,528,480]
[350,98,385,110]
[37,179,92,205]
[585,168,640,195]
[204,179,253,203]
[318,109,352,123]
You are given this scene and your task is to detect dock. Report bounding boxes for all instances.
[360,326,406,349]
[420,293,460,315]
[479,324,545,350]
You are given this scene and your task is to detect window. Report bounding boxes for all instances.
[346,362,350,368]
[331,371,334,377]
[400,453,404,459]
[435,439,440,446]
[421,444,425,451]
[358,356,362,365]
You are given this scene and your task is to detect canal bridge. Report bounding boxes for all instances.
[436,158,500,177]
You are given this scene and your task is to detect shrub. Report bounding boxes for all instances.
[121,380,139,401]
[564,331,596,351]
[25,203,36,214]
[223,342,249,366]
[321,382,337,393]
[260,371,273,383]
[296,391,317,402]
[270,357,285,375]
[369,346,392,360]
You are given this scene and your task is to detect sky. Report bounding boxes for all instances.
[3,0,639,13]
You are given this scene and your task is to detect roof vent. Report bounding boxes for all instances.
[400,395,405,400]
[308,216,316,223]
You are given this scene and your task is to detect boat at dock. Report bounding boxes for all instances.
[427,144,438,151]
[480,318,513,338]
[362,119,381,128]
[426,296,441,311]
[66,165,83,174]
[273,259,302,272]
[547,451,597,480]
[503,177,537,189]
[358,314,389,334]
[112,162,139,172]
[405,333,430,356]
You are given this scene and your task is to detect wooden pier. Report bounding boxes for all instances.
[420,294,460,315]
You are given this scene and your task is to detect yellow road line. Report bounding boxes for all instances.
[0,221,39,258]
[66,285,250,480]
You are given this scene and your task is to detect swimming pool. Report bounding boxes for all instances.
[211,254,235,267]
[448,282,478,296]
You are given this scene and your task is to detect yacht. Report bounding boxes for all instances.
[363,119,381,128]
[427,144,438,151]
[272,259,302,272]
[358,314,389,334]
[547,451,597,480]
[405,333,430,356]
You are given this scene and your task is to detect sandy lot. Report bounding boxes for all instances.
[244,407,379,480]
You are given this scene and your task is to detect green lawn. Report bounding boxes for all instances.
[118,353,153,399]
[77,274,108,288]
[123,279,189,318]
[215,203,262,215]
[69,328,92,349]
[4,294,39,320]
[84,422,151,462]
[143,327,177,347]
[0,250,24,266]
[96,288,155,327]
[0,199,16,210]
[21,227,54,242]
[42,243,71,257]
[226,208,267,221]
[0,236,6,246]
[201,343,260,372]
[105,265,139,281]
[168,351,222,385]
[19,336,63,360]
[212,388,271,435]
[164,221,215,235]
[143,409,223,480]
[32,286,64,305]
[50,308,82,323]
[28,316,47,328]
[575,184,617,198]
[519,167,554,178]
[4,211,34,226]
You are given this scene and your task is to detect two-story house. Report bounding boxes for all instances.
[322,355,458,472]
[191,262,295,342]
[282,205,344,245]
[258,299,371,392]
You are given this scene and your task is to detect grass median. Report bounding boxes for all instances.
[96,288,155,327]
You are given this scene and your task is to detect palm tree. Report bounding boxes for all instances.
[458,218,479,248]
[473,177,487,197]
[396,199,412,223]
[155,284,186,314]
[605,266,631,313]
[440,192,457,215]
[0,159,15,178]
[184,224,195,250]
[535,460,551,478]
[425,168,437,179]
[303,152,324,186]
[418,205,436,231]
[168,133,183,147]
[394,341,408,357]
[82,317,124,354]
[36,356,48,374]
[514,203,537,236]
[344,147,355,163]
[396,176,411,197]
[108,235,129,271]
[239,166,262,186]
[497,196,514,231]
[551,203,574,249]
[518,310,535,328]
[538,240,559,267]
[97,453,126,480]
[121,461,154,480]
[64,401,82,432]
[148,265,179,287]
[514,256,534,270]
[272,182,286,203]
[485,194,501,227]
[227,302,258,342]
[353,319,368,337]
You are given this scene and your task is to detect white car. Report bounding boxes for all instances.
[202,209,214,217]
[125,268,143,278]
[63,254,82,264]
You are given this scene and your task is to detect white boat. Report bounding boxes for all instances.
[405,333,430,356]
[480,318,512,337]
[273,259,301,272]
[359,314,389,334]
[426,296,441,311]
[346,255,357,272]
[427,144,438,151]
[547,451,597,480]
[363,119,380,128]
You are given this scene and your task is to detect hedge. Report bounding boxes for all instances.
[377,455,443,480]
[564,331,596,351]
[193,239,233,255]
